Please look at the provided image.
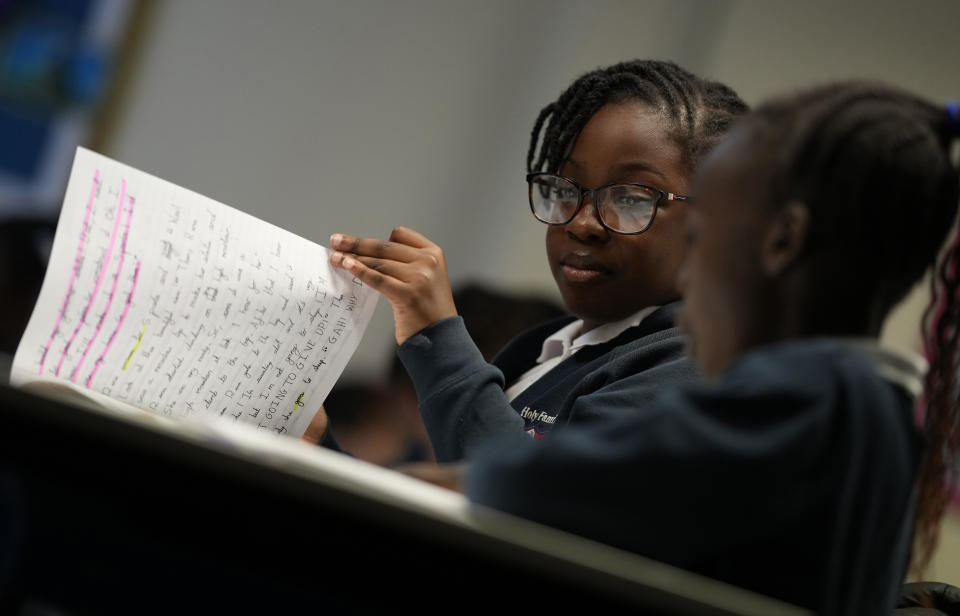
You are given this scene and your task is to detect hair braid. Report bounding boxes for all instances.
[526,59,749,175]
[917,222,960,575]
[526,103,556,173]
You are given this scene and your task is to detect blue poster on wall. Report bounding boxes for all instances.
[0,0,134,217]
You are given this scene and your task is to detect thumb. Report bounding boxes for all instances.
[301,405,329,445]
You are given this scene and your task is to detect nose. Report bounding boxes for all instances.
[564,193,608,243]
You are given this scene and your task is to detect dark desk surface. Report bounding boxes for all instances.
[0,383,809,615]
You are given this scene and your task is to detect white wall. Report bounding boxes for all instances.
[107,0,960,375]
[697,0,960,351]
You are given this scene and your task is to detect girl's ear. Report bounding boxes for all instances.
[761,201,810,278]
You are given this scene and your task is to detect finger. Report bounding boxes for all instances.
[330,233,421,262]
[342,254,414,281]
[301,406,329,445]
[330,250,406,298]
[388,226,436,250]
[395,462,465,492]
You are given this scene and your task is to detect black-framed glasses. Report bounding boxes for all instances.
[526,172,689,235]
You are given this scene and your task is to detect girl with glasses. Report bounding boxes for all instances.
[318,60,748,461]
[462,83,960,615]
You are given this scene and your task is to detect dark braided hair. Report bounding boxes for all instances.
[744,82,960,576]
[527,59,749,175]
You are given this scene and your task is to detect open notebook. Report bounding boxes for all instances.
[10,147,379,438]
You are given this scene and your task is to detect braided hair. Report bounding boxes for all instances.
[744,82,960,575]
[526,59,749,175]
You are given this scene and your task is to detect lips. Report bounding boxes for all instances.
[559,253,613,284]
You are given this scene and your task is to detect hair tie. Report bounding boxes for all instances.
[948,100,960,137]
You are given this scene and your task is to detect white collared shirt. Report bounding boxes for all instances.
[503,306,660,402]
[836,338,928,398]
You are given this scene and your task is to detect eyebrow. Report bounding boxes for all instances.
[565,158,669,181]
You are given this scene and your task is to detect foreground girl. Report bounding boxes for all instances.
[460,83,960,615]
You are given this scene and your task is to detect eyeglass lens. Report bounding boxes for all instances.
[529,175,657,234]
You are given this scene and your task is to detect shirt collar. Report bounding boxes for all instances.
[836,338,928,397]
[536,306,660,364]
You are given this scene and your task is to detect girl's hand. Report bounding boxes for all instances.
[301,405,329,445]
[395,462,466,492]
[329,227,457,344]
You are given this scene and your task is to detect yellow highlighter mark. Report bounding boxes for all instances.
[293,392,305,412]
[123,326,146,371]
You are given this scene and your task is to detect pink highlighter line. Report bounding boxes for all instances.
[74,194,135,384]
[39,171,100,376]
[86,259,141,388]
[56,179,126,378]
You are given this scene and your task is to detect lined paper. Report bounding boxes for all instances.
[13,147,378,438]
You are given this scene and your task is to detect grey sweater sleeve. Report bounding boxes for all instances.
[397,316,525,462]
